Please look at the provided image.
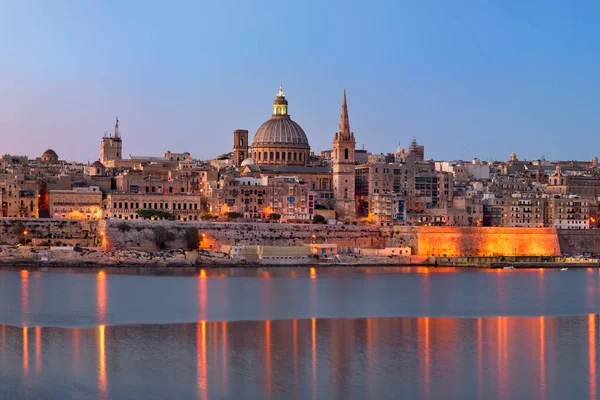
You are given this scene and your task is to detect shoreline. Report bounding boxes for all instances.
[1,258,598,270]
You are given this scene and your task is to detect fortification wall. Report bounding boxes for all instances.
[99,220,385,252]
[557,230,600,255]
[403,226,561,257]
[386,226,560,256]
[0,218,98,246]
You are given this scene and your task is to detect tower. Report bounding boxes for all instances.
[332,90,356,221]
[233,129,249,167]
[100,117,123,167]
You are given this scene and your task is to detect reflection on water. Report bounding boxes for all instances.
[3,267,600,326]
[1,316,597,399]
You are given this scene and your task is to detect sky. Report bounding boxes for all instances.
[0,0,599,163]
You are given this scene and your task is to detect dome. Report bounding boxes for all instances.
[253,118,309,147]
[42,149,58,158]
[240,157,255,167]
[91,160,105,168]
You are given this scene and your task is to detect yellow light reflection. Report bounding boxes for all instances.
[98,325,106,399]
[310,268,317,279]
[35,327,41,373]
[23,327,28,377]
[197,322,207,400]
[97,271,107,324]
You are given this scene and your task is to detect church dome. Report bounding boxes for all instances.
[250,86,311,167]
[41,149,59,163]
[42,149,58,158]
[253,118,309,147]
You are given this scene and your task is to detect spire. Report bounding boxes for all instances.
[114,117,120,139]
[338,89,351,138]
[277,85,285,98]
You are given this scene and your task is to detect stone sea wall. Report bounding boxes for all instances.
[557,230,600,255]
[390,226,561,257]
[100,220,564,256]
[0,218,98,246]
[99,220,385,252]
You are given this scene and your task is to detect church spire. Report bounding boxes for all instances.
[338,89,351,138]
[114,117,121,139]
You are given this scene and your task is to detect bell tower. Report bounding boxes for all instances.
[100,117,123,167]
[233,129,249,167]
[332,90,356,221]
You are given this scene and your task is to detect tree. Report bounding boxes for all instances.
[184,227,199,251]
[200,213,218,220]
[152,227,174,250]
[268,213,281,221]
[225,212,243,220]
[136,209,177,221]
[313,214,326,224]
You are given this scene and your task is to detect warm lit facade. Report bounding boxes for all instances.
[49,187,103,220]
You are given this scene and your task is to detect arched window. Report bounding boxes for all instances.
[258,152,262,161]
[264,152,268,161]
[276,152,280,161]
[294,153,297,161]
[288,152,291,161]
[282,152,286,161]
[239,138,243,147]
[345,148,349,160]
[270,152,274,161]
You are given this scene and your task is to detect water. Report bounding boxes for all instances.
[1,267,599,399]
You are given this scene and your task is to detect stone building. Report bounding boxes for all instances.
[104,192,202,221]
[100,117,122,167]
[547,196,593,229]
[49,187,103,220]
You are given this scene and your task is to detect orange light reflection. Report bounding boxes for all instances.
[98,325,106,399]
[35,327,41,373]
[310,268,317,279]
[199,270,207,321]
[23,327,28,377]
[221,321,227,388]
[21,270,29,326]
[97,271,107,324]
[197,322,207,400]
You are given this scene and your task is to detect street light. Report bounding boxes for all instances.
[23,230,29,245]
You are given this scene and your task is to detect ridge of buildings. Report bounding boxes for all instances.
[1,86,600,230]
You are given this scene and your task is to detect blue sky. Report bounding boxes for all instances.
[1,1,599,163]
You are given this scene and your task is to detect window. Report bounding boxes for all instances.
[345,148,349,160]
